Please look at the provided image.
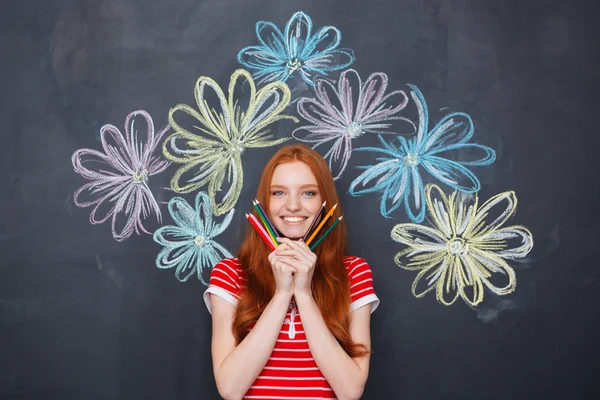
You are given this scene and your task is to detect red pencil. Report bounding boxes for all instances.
[246,213,276,251]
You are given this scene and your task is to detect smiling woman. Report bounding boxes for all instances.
[203,144,379,399]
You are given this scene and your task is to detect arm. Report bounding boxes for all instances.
[211,291,292,400]
[294,292,372,400]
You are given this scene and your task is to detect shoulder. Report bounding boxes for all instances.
[343,255,372,277]
[213,257,242,275]
[209,258,244,290]
[344,256,380,313]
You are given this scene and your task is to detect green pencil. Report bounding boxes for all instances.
[253,199,279,246]
[309,215,343,251]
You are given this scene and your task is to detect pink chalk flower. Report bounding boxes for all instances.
[72,110,170,241]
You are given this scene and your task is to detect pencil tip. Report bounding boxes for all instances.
[339,215,344,220]
[322,201,326,206]
[332,203,338,208]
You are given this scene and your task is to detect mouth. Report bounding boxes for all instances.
[280,216,308,224]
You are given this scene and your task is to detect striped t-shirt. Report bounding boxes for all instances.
[203,256,379,399]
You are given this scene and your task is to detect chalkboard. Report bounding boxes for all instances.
[1,0,599,399]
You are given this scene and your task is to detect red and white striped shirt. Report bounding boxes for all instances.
[204,256,379,399]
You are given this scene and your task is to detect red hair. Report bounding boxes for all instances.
[233,144,368,358]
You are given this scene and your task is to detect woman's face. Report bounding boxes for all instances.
[268,161,324,240]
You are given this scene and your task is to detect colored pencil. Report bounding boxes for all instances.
[310,216,343,251]
[253,199,279,245]
[246,213,276,251]
[302,201,326,242]
[306,203,337,245]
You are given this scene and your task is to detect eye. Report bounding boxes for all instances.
[303,191,317,197]
[271,190,284,196]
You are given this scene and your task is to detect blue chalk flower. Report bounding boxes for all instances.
[349,84,496,222]
[237,11,355,86]
[153,192,234,284]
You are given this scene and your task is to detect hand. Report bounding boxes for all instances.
[275,238,317,296]
[268,247,297,296]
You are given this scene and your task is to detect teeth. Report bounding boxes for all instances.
[283,217,306,223]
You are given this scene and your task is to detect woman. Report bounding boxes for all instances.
[204,144,379,399]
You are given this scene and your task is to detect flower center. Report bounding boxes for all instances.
[194,235,206,246]
[132,169,148,184]
[227,138,245,155]
[403,153,419,167]
[346,122,364,138]
[287,58,302,73]
[448,238,469,255]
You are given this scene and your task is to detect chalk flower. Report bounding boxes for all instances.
[164,69,297,216]
[72,110,170,241]
[153,192,234,284]
[237,11,355,86]
[391,184,533,306]
[349,84,496,222]
[293,69,411,179]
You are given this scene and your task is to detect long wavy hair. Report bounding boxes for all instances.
[233,144,368,358]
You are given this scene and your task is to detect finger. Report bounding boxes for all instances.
[278,237,313,257]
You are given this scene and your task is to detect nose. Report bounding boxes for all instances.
[285,194,302,212]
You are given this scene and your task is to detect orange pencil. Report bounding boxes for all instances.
[306,203,337,245]
[246,213,276,251]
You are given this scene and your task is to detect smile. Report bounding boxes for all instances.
[281,216,307,223]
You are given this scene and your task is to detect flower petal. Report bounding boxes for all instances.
[175,247,202,282]
[336,69,361,122]
[302,49,355,75]
[391,223,447,249]
[197,242,234,285]
[434,256,462,305]
[255,21,287,58]
[394,246,447,272]
[468,249,517,296]
[356,72,409,125]
[208,155,243,216]
[168,196,199,232]
[168,149,226,194]
[472,225,533,259]
[421,155,481,192]
[455,255,485,306]
[110,184,140,241]
[465,191,518,238]
[194,191,213,237]
[123,110,155,171]
[194,76,232,140]
[322,137,352,180]
[284,11,313,59]
[428,143,496,166]
[424,184,454,239]
[302,25,342,59]
[155,243,193,269]
[72,148,126,181]
[237,45,288,83]
[410,256,451,301]
[99,123,134,174]
[240,73,294,144]
[422,112,474,154]
[348,158,403,196]
[211,208,235,237]
[153,225,195,247]
[86,181,132,225]
[402,166,426,222]
[297,83,347,129]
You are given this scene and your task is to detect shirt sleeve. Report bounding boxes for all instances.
[347,256,380,313]
[203,258,241,314]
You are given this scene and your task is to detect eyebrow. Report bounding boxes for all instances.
[270,184,319,189]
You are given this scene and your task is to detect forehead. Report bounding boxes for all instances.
[271,161,318,186]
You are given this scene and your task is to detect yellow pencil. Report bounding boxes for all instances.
[306,203,337,245]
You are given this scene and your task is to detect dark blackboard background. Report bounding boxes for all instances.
[1,0,599,399]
